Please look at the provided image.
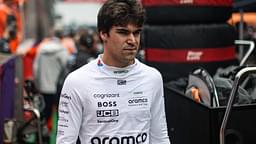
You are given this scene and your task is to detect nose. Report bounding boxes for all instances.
[127,33,136,44]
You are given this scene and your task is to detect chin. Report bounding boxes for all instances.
[127,54,137,59]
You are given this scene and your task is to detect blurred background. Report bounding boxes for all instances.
[0,0,256,144]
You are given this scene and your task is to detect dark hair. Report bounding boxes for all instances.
[97,0,145,34]
[79,33,94,49]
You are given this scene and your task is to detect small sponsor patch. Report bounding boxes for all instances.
[117,79,126,85]
[113,70,128,74]
[97,59,103,67]
[96,109,119,117]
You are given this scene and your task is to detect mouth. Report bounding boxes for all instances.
[123,49,137,54]
[124,46,137,51]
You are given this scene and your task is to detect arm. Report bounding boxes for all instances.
[56,75,83,144]
[150,72,171,144]
[32,47,42,86]
[58,46,69,67]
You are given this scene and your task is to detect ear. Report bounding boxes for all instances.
[99,31,107,43]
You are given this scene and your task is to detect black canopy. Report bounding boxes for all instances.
[233,0,256,12]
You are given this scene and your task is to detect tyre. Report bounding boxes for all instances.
[142,23,238,81]
[142,0,233,24]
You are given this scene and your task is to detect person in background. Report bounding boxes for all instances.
[56,0,171,143]
[56,29,99,110]
[61,28,77,55]
[69,30,98,71]
[33,27,69,137]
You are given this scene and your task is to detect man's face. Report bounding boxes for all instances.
[100,24,142,67]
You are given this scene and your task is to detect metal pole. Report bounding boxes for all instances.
[238,9,244,60]
[235,40,255,66]
[14,55,24,143]
[219,67,256,144]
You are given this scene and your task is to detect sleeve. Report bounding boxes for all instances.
[59,47,69,66]
[32,45,43,81]
[32,47,41,86]
[56,75,83,144]
[32,51,39,79]
[150,72,171,144]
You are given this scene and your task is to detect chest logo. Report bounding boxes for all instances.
[96,109,119,117]
[128,97,148,106]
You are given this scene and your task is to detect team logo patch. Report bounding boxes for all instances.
[97,59,103,67]
[113,70,128,74]
[117,79,126,85]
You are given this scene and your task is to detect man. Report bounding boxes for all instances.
[56,0,170,143]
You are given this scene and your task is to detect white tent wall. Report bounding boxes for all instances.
[54,1,102,27]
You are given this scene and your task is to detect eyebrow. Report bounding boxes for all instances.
[115,27,142,33]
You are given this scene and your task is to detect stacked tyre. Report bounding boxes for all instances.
[141,0,238,82]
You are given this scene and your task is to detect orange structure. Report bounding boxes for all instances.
[0,0,23,53]
[228,12,256,27]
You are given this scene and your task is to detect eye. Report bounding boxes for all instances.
[133,30,141,37]
[116,29,129,35]
[118,31,129,35]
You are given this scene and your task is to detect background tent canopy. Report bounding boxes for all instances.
[54,1,102,27]
[229,0,256,26]
[233,0,256,12]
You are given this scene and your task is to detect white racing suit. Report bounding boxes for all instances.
[57,55,170,144]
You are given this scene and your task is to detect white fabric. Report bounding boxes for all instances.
[33,38,69,94]
[56,55,170,144]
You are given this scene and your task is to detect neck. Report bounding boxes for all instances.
[101,54,134,68]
